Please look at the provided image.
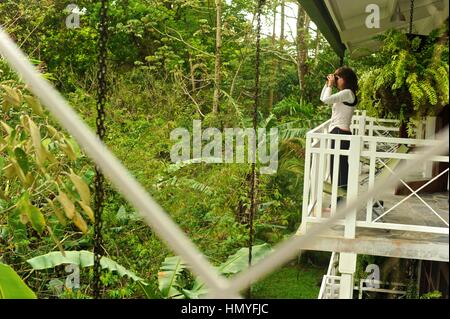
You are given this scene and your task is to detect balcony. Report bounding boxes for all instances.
[296,112,449,263]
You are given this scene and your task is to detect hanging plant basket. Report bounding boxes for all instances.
[358,27,449,135]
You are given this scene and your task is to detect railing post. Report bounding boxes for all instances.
[358,114,366,136]
[416,117,424,139]
[424,116,437,178]
[311,149,319,216]
[338,135,361,299]
[301,134,313,231]
[345,135,361,238]
[366,139,377,222]
[316,137,326,217]
[368,118,374,137]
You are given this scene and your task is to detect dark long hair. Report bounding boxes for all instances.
[335,67,358,96]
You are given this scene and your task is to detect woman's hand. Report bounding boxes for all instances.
[327,74,335,87]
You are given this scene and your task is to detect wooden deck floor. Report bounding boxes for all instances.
[297,191,449,262]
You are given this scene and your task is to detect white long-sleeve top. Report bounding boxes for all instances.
[320,84,356,132]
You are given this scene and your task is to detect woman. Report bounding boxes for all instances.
[320,66,358,205]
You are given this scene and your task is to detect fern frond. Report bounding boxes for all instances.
[436,65,449,104]
[393,50,410,90]
[359,68,382,115]
[180,178,215,196]
[408,86,425,111]
[419,80,438,106]
[278,128,308,141]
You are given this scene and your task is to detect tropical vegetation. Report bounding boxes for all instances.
[0,0,447,299]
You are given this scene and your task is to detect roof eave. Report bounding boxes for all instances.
[298,0,347,58]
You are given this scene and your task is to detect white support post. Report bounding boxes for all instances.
[316,138,326,217]
[368,118,374,137]
[301,135,313,230]
[339,253,357,299]
[345,136,361,238]
[325,138,331,182]
[366,140,376,222]
[358,114,366,136]
[424,116,436,178]
[330,138,341,216]
[311,152,319,216]
[338,135,360,299]
[416,117,424,139]
[357,115,366,175]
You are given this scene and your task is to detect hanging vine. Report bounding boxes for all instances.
[246,0,265,298]
[93,0,109,299]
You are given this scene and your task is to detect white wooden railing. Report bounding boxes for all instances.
[351,111,400,138]
[355,279,406,299]
[318,252,341,299]
[318,251,408,299]
[302,114,449,236]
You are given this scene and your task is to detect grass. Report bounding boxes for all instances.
[250,264,326,299]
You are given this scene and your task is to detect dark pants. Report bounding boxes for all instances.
[330,127,351,196]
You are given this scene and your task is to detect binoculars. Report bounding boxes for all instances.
[325,75,338,82]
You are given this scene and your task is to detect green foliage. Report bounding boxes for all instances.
[0,263,36,299]
[158,256,190,299]
[355,254,377,282]
[358,28,449,125]
[420,290,442,299]
[218,243,273,275]
[0,77,94,244]
[405,277,419,299]
[26,250,146,283]
[0,0,378,300]
[158,244,273,299]
[260,96,330,232]
[251,264,325,299]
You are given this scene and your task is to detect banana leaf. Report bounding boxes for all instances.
[0,263,36,299]
[218,243,273,275]
[27,250,145,283]
[182,278,208,299]
[158,256,186,299]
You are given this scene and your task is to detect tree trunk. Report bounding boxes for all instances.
[297,5,309,94]
[315,29,321,67]
[189,55,196,92]
[213,0,222,114]
[280,0,285,50]
[268,0,278,113]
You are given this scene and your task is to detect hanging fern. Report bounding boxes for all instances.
[419,81,438,107]
[435,65,450,103]
[392,50,411,90]
[406,73,424,111]
[358,27,449,129]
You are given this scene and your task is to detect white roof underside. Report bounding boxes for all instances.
[324,0,449,57]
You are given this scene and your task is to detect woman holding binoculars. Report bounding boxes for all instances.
[320,67,359,209]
